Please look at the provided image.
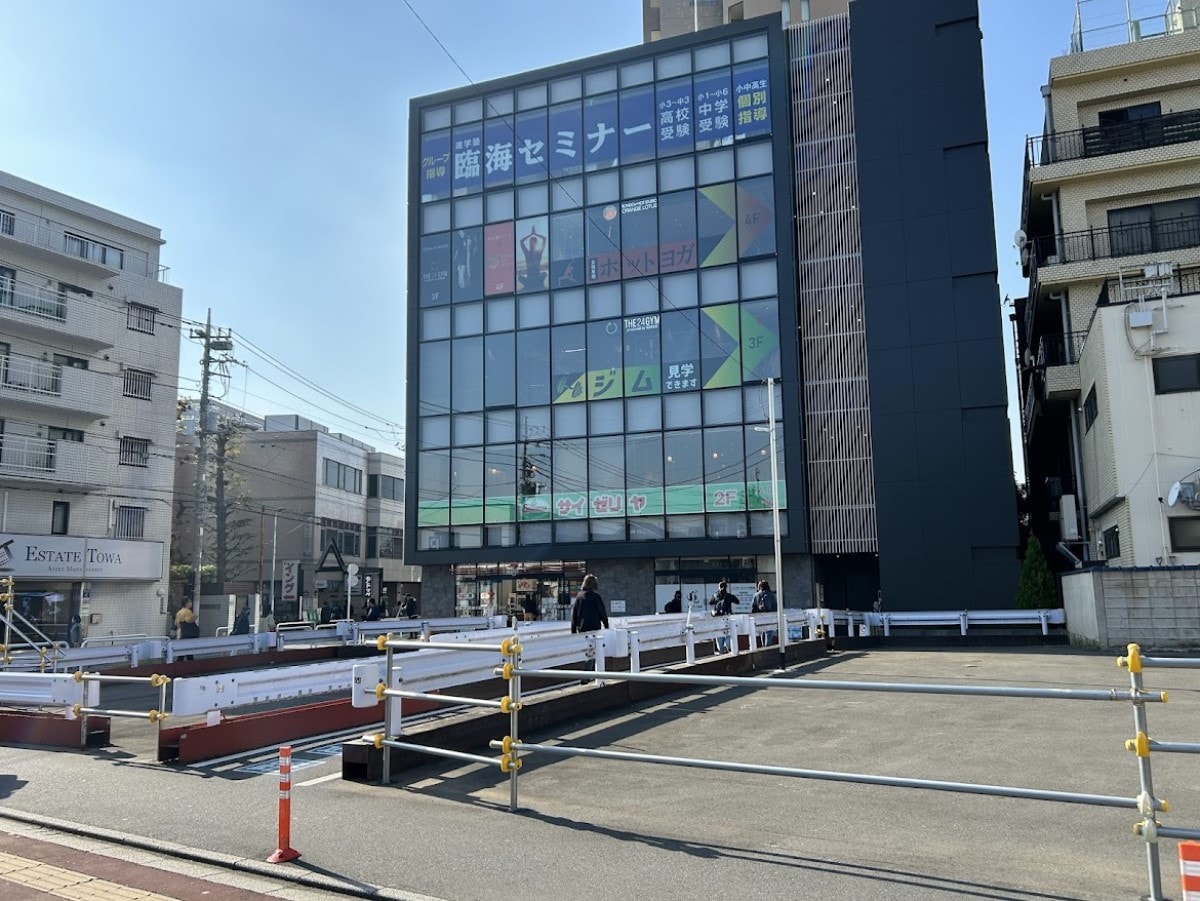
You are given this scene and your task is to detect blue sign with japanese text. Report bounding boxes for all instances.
[515,110,548,182]
[619,87,655,165]
[656,78,693,157]
[733,61,771,141]
[548,103,583,177]
[583,94,619,170]
[451,124,482,194]
[693,69,733,148]
[484,118,514,188]
[420,131,451,201]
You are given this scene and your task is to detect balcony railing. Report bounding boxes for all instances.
[1038,331,1088,368]
[1101,265,1200,304]
[1,353,62,395]
[0,353,113,418]
[0,436,101,486]
[0,275,65,321]
[1071,1,1200,53]
[1028,107,1200,166]
[1031,215,1200,267]
[0,208,169,282]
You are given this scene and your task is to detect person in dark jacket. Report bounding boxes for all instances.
[751,580,777,613]
[231,607,251,635]
[710,580,735,616]
[663,590,682,614]
[571,574,608,633]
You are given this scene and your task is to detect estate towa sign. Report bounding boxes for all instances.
[0,534,164,580]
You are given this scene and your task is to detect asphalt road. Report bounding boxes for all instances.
[3,646,1198,901]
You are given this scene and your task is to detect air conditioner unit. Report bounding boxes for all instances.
[1059,494,1080,541]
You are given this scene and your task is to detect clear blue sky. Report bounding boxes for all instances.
[0,0,1077,478]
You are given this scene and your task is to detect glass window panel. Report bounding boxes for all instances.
[556,520,589,543]
[550,77,581,103]
[453,413,484,446]
[589,399,623,434]
[587,318,624,400]
[550,211,585,290]
[667,514,705,538]
[741,299,780,381]
[422,201,451,234]
[737,141,773,177]
[745,423,785,515]
[452,227,484,302]
[590,434,625,491]
[659,157,695,192]
[733,59,772,140]
[695,42,730,71]
[586,171,619,204]
[487,297,515,332]
[515,109,548,183]
[622,164,657,198]
[661,271,698,308]
[455,98,482,123]
[554,403,586,437]
[485,333,515,408]
[626,395,662,432]
[422,307,451,340]
[707,513,746,538]
[583,93,619,170]
[693,67,734,150]
[420,416,450,449]
[657,52,692,79]
[697,182,737,267]
[589,283,623,319]
[420,234,452,306]
[487,524,516,547]
[486,190,514,222]
[451,123,483,196]
[552,177,583,210]
[732,33,769,62]
[520,406,550,442]
[743,383,778,423]
[623,311,661,396]
[516,215,549,293]
[700,265,738,304]
[423,106,451,130]
[484,222,515,295]
[664,392,701,428]
[420,340,451,415]
[452,336,483,412]
[553,437,588,498]
[585,69,617,95]
[630,516,665,540]
[627,433,663,525]
[519,522,552,545]
[516,328,550,406]
[486,92,513,116]
[453,302,483,336]
[664,429,703,515]
[518,292,550,328]
[485,443,517,525]
[624,279,659,314]
[658,190,698,275]
[703,387,742,424]
[418,449,451,527]
[620,59,654,87]
[750,510,787,537]
[452,526,483,548]
[483,118,515,189]
[517,83,546,110]
[548,102,584,178]
[487,409,517,443]
[518,184,549,218]
[700,304,741,389]
[552,288,586,324]
[552,323,587,404]
[698,150,735,185]
[590,519,626,541]
[586,203,622,283]
[662,309,700,394]
[455,196,483,227]
[420,130,452,202]
[656,76,694,158]
[741,260,776,298]
[622,197,658,279]
[619,86,656,165]
[737,175,776,258]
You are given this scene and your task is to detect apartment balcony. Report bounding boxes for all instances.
[1027,107,1200,175]
[0,354,114,420]
[0,209,169,282]
[1022,373,1041,440]
[1038,331,1086,400]
[0,276,117,350]
[1031,215,1200,271]
[0,436,105,490]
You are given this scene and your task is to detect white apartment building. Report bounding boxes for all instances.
[0,171,182,643]
[1018,1,1200,570]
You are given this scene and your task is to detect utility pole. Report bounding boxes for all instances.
[188,309,233,609]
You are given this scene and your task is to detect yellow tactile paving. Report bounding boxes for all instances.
[0,850,183,901]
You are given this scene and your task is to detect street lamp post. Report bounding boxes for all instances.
[755,378,787,669]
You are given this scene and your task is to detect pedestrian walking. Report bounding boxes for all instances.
[571,574,608,633]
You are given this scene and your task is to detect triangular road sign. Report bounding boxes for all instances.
[315,542,347,573]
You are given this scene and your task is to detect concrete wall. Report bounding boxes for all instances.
[1062,566,1200,649]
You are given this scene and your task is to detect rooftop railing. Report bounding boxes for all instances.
[1070,0,1200,53]
[1028,107,1200,166]
[1031,214,1200,266]
[0,207,169,282]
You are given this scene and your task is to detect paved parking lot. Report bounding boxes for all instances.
[3,646,1198,900]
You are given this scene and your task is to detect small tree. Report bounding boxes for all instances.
[1015,535,1057,609]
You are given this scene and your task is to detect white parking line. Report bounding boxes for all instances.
[296,772,343,787]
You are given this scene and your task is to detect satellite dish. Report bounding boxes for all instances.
[1013,228,1028,249]
[1167,481,1182,507]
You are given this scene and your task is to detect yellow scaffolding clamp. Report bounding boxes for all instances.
[1117,643,1142,674]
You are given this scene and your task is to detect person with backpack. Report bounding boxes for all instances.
[710,581,734,653]
[752,579,778,646]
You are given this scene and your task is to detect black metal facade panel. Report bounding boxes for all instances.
[403,18,807,566]
[848,0,1020,609]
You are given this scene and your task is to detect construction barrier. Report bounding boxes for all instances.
[1182,841,1200,901]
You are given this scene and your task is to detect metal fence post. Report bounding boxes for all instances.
[1119,644,1166,901]
[382,636,394,784]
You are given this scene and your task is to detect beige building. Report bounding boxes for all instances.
[0,171,183,642]
[643,0,849,41]
[1018,0,1200,570]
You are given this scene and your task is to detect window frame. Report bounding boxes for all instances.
[1083,385,1099,433]
[322,458,363,494]
[1152,353,1200,395]
[119,436,151,467]
[114,505,147,539]
[51,501,69,535]
[126,302,157,334]
[1169,516,1200,553]
[1102,524,1121,560]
